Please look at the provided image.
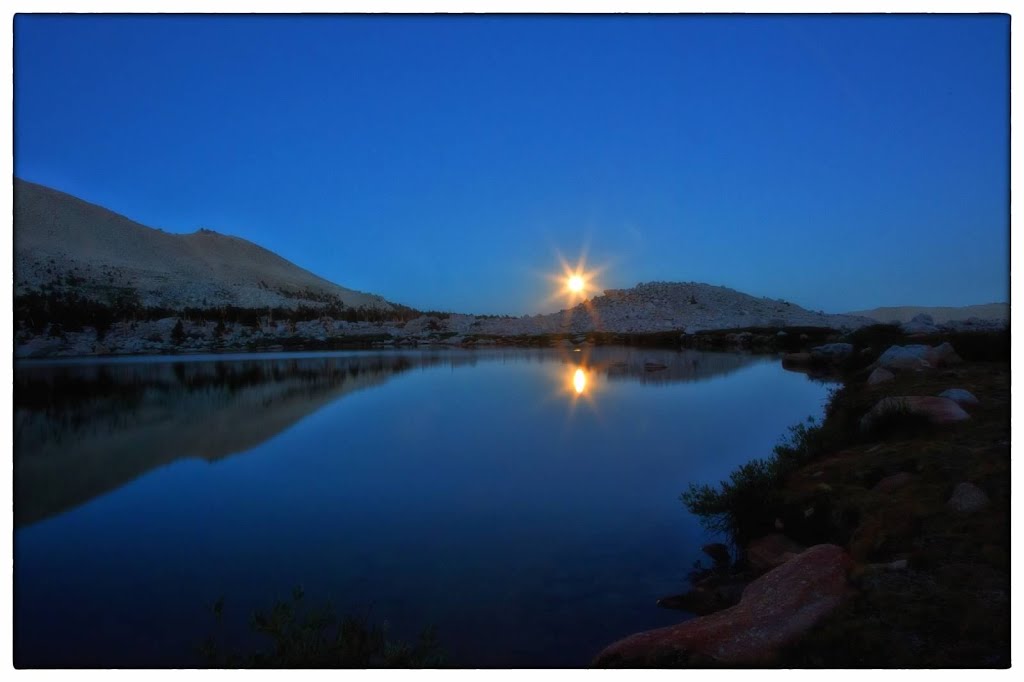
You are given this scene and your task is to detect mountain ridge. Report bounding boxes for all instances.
[14,178,392,311]
[846,304,1009,324]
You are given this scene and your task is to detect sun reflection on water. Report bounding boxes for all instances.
[573,367,587,394]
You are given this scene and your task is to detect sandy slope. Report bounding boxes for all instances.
[14,178,391,310]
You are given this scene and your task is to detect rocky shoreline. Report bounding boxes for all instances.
[593,327,1010,668]
[13,298,1007,361]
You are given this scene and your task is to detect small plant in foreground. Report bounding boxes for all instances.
[198,587,446,668]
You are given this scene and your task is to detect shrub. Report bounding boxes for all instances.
[681,457,783,542]
[773,415,826,469]
[681,415,827,543]
[171,319,186,345]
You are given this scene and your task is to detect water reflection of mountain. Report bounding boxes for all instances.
[14,353,471,527]
[14,348,762,528]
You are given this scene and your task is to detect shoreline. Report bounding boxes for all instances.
[15,320,857,361]
[594,327,1010,667]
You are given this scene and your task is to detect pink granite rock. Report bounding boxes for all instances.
[593,544,852,667]
[860,396,970,432]
[745,533,806,572]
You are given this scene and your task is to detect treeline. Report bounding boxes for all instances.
[14,288,451,339]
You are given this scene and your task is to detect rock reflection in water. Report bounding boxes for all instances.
[564,346,763,386]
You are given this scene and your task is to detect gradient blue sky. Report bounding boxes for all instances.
[14,14,1009,315]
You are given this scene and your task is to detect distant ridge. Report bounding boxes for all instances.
[449,281,874,335]
[846,304,1008,325]
[13,178,392,311]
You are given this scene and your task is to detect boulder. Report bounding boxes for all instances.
[811,343,854,361]
[745,534,806,572]
[872,472,914,494]
[781,352,812,368]
[872,342,961,371]
[911,313,935,325]
[874,344,934,371]
[938,388,979,408]
[925,342,962,367]
[860,396,970,432]
[867,367,895,386]
[701,543,731,567]
[657,577,747,616]
[730,332,753,348]
[594,545,851,667]
[947,482,990,514]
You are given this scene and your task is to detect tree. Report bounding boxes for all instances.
[171,319,186,345]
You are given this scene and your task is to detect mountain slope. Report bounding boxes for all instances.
[462,282,874,334]
[14,178,391,310]
[846,304,1009,324]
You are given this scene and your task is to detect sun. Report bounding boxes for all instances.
[541,248,607,311]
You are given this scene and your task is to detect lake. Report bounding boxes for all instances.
[14,347,832,668]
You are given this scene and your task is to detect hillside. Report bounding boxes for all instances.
[847,304,1008,324]
[463,282,873,335]
[13,178,391,311]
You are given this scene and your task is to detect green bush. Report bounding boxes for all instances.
[681,457,783,541]
[681,415,826,543]
[773,415,826,468]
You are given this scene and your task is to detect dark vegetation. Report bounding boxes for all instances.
[199,587,446,668]
[13,287,449,335]
[238,333,396,352]
[681,414,835,545]
[678,329,1010,667]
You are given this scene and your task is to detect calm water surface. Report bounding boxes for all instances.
[14,347,831,667]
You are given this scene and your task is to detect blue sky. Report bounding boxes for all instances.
[14,14,1009,315]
